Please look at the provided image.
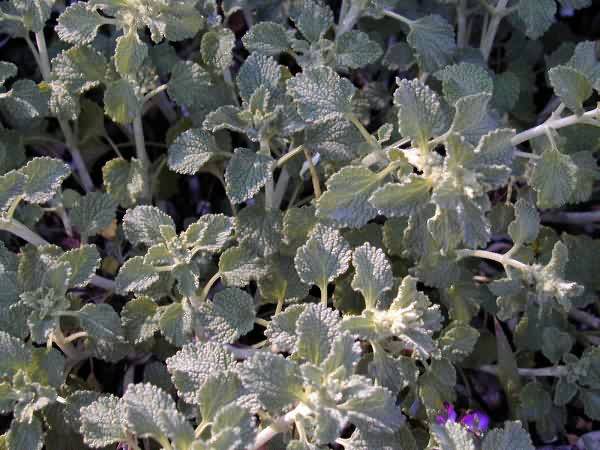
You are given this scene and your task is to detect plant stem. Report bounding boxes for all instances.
[478,364,568,377]
[480,0,509,61]
[34,31,95,192]
[303,148,321,199]
[511,107,600,146]
[456,248,531,272]
[569,308,600,329]
[320,283,328,306]
[456,0,469,47]
[197,272,221,303]
[542,209,600,225]
[252,404,312,449]
[132,114,151,203]
[514,150,541,160]
[337,0,362,35]
[383,9,414,26]
[63,331,89,344]
[51,328,81,360]
[255,318,270,328]
[276,145,305,168]
[141,84,168,104]
[0,217,116,290]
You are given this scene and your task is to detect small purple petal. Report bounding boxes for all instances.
[461,410,490,433]
[435,402,457,424]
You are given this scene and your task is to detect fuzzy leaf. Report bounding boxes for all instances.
[196,288,256,344]
[294,304,340,365]
[102,158,144,208]
[518,0,556,39]
[57,245,100,288]
[287,66,355,123]
[242,22,291,55]
[394,78,447,148]
[70,192,117,240]
[103,79,138,124]
[530,149,578,208]
[56,3,104,44]
[115,30,148,77]
[351,243,393,308]
[224,148,274,204]
[335,31,383,69]
[80,395,127,448]
[317,166,381,229]
[20,157,70,204]
[123,205,176,246]
[407,15,456,73]
[294,224,352,290]
[166,341,235,404]
[167,128,223,175]
[549,65,592,115]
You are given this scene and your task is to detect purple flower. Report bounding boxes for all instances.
[435,402,457,425]
[460,410,490,434]
[116,444,129,450]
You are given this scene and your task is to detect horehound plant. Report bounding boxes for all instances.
[0,0,599,449]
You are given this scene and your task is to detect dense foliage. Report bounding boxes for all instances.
[1,0,600,448]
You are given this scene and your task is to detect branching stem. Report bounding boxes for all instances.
[478,364,568,377]
[34,32,95,192]
[0,218,116,290]
[133,114,152,203]
[252,404,313,449]
[456,248,531,272]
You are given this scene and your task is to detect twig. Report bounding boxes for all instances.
[0,218,115,290]
[132,114,151,203]
[478,364,568,377]
[303,148,321,199]
[34,32,95,192]
[252,404,312,449]
[511,107,600,146]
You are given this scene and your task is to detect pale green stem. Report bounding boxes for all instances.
[303,148,321,199]
[141,84,168,104]
[34,32,95,192]
[63,331,89,344]
[514,150,541,160]
[478,364,567,377]
[511,107,600,146]
[197,272,221,303]
[51,327,81,360]
[320,282,328,306]
[252,404,312,450]
[383,9,414,25]
[276,145,305,168]
[456,248,531,272]
[457,0,469,48]
[255,318,270,328]
[348,114,378,148]
[0,218,116,290]
[133,114,151,203]
[480,0,509,61]
[337,0,362,35]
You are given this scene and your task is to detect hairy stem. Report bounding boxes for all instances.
[34,32,95,192]
[0,217,116,290]
[276,145,305,168]
[542,209,600,225]
[511,107,600,146]
[480,0,509,61]
[478,364,568,377]
[132,114,152,203]
[456,0,469,47]
[303,148,322,199]
[252,404,312,449]
[456,248,531,272]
